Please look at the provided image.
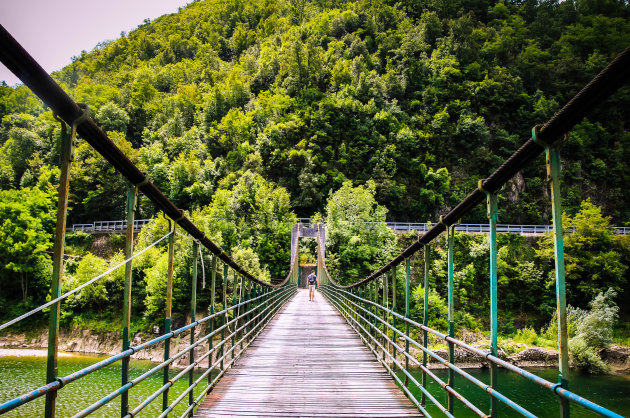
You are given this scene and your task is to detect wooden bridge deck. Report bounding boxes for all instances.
[195,289,420,417]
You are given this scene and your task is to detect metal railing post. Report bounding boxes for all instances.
[535,127,570,418]
[121,185,138,417]
[404,258,411,388]
[221,264,228,373]
[391,266,397,370]
[188,240,199,416]
[239,275,245,352]
[163,221,176,412]
[208,255,217,385]
[231,270,238,360]
[44,111,80,418]
[447,223,456,414]
[383,273,388,361]
[422,244,430,406]
[480,180,498,417]
[372,279,378,346]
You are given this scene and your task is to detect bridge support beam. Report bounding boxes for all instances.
[422,244,430,407]
[446,224,456,414]
[163,221,176,412]
[121,185,138,417]
[479,180,498,418]
[189,240,199,416]
[536,128,570,418]
[45,109,84,418]
[404,258,410,388]
[207,255,217,387]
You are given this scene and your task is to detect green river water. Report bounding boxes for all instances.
[0,350,628,417]
[0,351,204,417]
[401,366,630,417]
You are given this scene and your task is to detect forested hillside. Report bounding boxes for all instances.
[1,0,629,347]
[2,0,629,223]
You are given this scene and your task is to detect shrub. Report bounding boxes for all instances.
[514,327,538,346]
[574,288,618,349]
[569,337,609,374]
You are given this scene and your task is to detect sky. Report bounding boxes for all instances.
[0,0,193,86]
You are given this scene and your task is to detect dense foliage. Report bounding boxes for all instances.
[0,0,629,351]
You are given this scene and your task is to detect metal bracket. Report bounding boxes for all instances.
[135,172,150,188]
[173,209,186,223]
[531,125,549,149]
[53,103,90,164]
[532,125,569,182]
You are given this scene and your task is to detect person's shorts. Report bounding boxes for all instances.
[309,284,316,291]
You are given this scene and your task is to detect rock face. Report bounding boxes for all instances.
[403,342,559,369]
[509,347,558,367]
[599,345,630,371]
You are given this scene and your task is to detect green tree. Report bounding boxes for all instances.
[0,188,55,302]
[320,180,397,285]
[537,200,627,307]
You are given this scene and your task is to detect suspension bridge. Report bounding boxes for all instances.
[0,24,629,418]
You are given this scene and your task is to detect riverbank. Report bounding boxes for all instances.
[0,324,221,369]
[2,329,629,372]
[399,339,630,372]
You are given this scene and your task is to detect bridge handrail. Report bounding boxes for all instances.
[0,23,301,418]
[0,284,296,416]
[317,44,630,418]
[295,219,628,234]
[321,284,622,418]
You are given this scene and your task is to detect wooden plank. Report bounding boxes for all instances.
[194,289,421,417]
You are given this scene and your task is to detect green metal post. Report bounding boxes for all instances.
[383,273,388,360]
[231,270,238,360]
[422,245,430,406]
[121,186,138,417]
[221,264,228,373]
[392,266,397,371]
[245,280,251,343]
[44,117,75,418]
[404,258,411,388]
[208,255,217,385]
[298,265,302,288]
[360,284,366,339]
[239,276,245,351]
[163,222,176,412]
[481,183,499,418]
[447,224,455,414]
[545,143,570,418]
[188,241,199,415]
[371,280,377,344]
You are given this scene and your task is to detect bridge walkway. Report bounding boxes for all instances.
[195,289,420,417]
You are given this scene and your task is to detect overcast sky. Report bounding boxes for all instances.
[0,0,192,86]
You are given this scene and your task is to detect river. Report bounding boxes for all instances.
[0,350,628,417]
[402,366,630,417]
[0,349,204,417]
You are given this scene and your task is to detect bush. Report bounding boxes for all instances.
[569,337,609,374]
[574,288,618,349]
[514,327,538,346]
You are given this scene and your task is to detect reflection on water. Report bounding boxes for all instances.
[0,352,204,417]
[401,366,630,417]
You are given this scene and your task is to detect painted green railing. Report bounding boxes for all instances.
[318,44,630,418]
[0,24,299,417]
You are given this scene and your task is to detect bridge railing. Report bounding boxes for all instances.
[319,44,630,418]
[296,219,629,235]
[67,219,152,233]
[0,23,299,417]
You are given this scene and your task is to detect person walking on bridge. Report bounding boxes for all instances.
[307,270,318,301]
